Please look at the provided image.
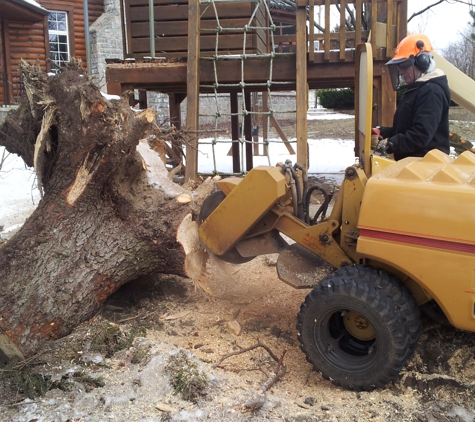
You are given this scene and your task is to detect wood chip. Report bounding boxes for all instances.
[296,401,311,409]
[227,319,242,336]
[160,310,191,320]
[156,402,177,412]
[176,193,192,204]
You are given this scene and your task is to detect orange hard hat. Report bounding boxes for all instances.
[386,34,434,65]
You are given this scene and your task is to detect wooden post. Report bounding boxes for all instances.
[244,91,253,171]
[296,4,308,169]
[252,92,259,156]
[339,0,346,61]
[324,0,330,61]
[309,0,315,63]
[106,82,122,96]
[169,93,186,168]
[185,0,200,181]
[262,92,269,157]
[169,93,186,130]
[138,89,148,109]
[230,92,240,173]
[386,0,395,58]
[396,0,408,43]
[370,0,377,55]
[355,0,362,46]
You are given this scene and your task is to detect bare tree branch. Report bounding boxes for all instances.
[408,0,475,23]
[408,0,445,22]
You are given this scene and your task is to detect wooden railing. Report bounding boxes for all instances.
[305,0,407,62]
[119,0,407,62]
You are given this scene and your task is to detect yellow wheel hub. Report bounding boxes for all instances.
[343,311,375,341]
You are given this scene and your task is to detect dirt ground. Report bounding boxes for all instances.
[2,116,475,422]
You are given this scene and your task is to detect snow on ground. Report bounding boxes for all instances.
[0,111,355,240]
[197,137,355,175]
[0,151,41,239]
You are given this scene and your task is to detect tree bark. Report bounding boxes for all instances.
[0,61,204,361]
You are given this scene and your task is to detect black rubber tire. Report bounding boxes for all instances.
[297,276,411,391]
[198,190,254,264]
[327,265,421,355]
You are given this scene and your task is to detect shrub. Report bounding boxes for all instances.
[317,88,354,109]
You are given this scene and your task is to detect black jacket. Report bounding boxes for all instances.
[379,70,451,161]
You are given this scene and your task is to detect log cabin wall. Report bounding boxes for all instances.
[0,0,103,105]
[123,0,267,59]
[0,20,4,104]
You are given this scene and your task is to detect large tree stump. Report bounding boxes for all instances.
[0,61,207,361]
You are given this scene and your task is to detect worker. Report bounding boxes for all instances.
[372,34,451,160]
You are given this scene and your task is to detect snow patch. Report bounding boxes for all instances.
[197,137,355,174]
[307,111,354,120]
[101,92,121,101]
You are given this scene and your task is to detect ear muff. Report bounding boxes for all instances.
[415,52,431,72]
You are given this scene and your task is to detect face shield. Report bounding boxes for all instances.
[387,58,419,91]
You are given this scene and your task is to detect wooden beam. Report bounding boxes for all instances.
[324,0,330,61]
[185,0,200,181]
[244,91,253,171]
[169,93,185,129]
[106,82,123,96]
[386,0,394,58]
[371,0,377,55]
[106,54,389,93]
[252,92,259,156]
[138,89,148,109]
[340,0,346,61]
[296,4,308,170]
[355,0,362,46]
[262,92,269,156]
[230,92,240,173]
[396,0,408,42]
[168,93,186,168]
[309,0,315,63]
[270,116,295,154]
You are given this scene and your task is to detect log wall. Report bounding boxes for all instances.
[0,20,4,104]
[1,0,103,104]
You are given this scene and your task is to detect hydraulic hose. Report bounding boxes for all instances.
[305,185,331,225]
[286,167,299,217]
[293,163,308,222]
[289,166,303,220]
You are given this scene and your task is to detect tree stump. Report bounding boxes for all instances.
[0,60,207,361]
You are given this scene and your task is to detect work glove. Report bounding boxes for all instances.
[374,138,388,153]
[371,127,381,136]
[371,135,388,150]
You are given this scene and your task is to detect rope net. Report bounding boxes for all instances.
[195,0,297,176]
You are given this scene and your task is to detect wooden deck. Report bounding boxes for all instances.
[106,51,387,93]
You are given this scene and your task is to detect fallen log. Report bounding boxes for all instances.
[0,60,207,361]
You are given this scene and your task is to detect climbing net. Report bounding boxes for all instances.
[196,0,298,176]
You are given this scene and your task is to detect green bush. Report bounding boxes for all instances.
[317,88,354,109]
